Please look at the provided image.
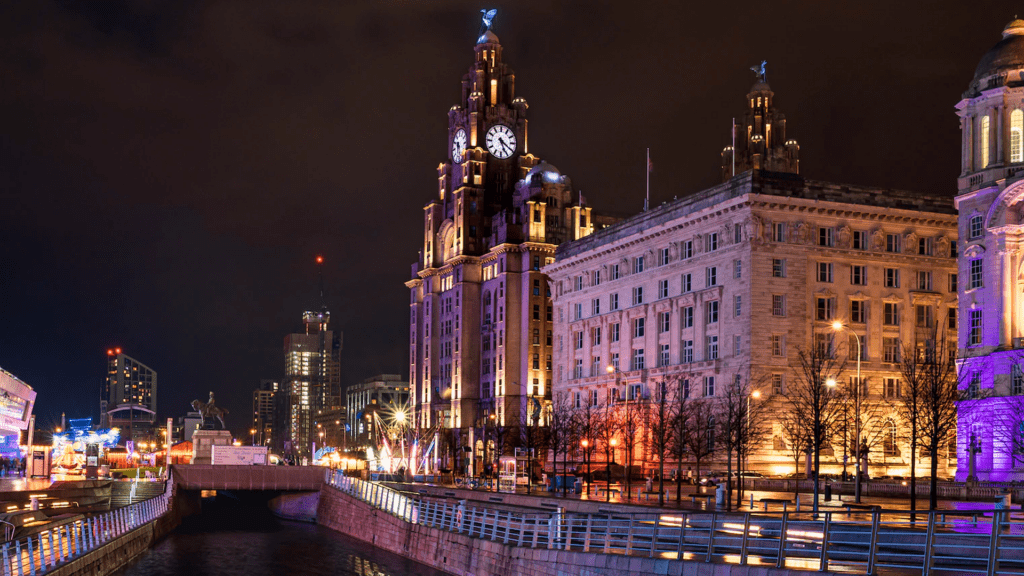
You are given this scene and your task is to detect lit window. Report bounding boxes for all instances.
[981,114,991,168]
[969,215,984,240]
[1013,109,1023,163]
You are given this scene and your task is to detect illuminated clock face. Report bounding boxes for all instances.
[451,129,467,162]
[485,124,517,159]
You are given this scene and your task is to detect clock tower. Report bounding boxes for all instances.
[406,15,599,474]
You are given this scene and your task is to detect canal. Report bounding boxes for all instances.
[113,494,452,576]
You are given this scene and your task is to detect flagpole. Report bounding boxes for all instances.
[645,147,650,211]
[731,118,736,177]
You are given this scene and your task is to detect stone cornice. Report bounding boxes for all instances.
[749,196,958,226]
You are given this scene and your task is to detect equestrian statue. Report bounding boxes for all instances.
[191,391,228,430]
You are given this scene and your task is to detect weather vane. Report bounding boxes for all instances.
[481,9,497,32]
[750,60,767,82]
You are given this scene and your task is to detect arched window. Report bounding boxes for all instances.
[1012,110,1023,163]
[883,419,898,456]
[981,115,991,168]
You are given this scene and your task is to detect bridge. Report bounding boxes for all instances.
[169,465,325,491]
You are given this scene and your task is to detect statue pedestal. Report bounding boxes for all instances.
[191,430,233,465]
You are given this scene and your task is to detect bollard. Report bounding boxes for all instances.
[825,483,832,501]
[715,484,725,507]
[795,493,801,511]
[750,493,754,510]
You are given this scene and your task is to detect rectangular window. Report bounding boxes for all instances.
[883,337,900,363]
[884,268,900,288]
[772,259,786,278]
[817,262,834,283]
[1014,365,1024,395]
[592,270,601,286]
[573,303,582,320]
[682,240,693,259]
[886,233,901,253]
[659,312,670,333]
[611,264,621,280]
[816,297,835,321]
[706,335,718,360]
[772,374,784,395]
[771,334,785,357]
[852,230,866,250]
[574,276,583,291]
[918,237,932,256]
[706,266,718,287]
[970,259,983,289]
[658,279,669,299]
[884,377,901,398]
[772,222,786,242]
[631,348,645,371]
[851,300,866,323]
[682,306,694,328]
[611,352,620,370]
[574,331,584,350]
[915,305,934,328]
[659,247,670,266]
[592,326,602,346]
[917,271,933,291]
[610,293,620,311]
[682,340,694,363]
[681,273,692,293]
[706,300,719,324]
[948,307,957,330]
[574,359,583,379]
[969,215,984,240]
[815,333,835,357]
[610,323,620,343]
[706,233,719,252]
[772,295,786,317]
[884,303,899,326]
[633,317,645,339]
[734,224,743,244]
[951,241,958,258]
[970,309,983,346]
[733,335,742,356]
[633,256,645,274]
[949,273,958,292]
[703,376,715,397]
[734,259,742,279]
[851,265,867,286]
[660,344,670,367]
[734,295,742,317]
[818,227,834,247]
[632,286,644,305]
[591,298,600,316]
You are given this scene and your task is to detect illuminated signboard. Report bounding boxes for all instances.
[0,368,35,434]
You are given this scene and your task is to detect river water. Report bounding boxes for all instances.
[113,496,451,576]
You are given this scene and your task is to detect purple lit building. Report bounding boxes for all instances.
[956,19,1024,481]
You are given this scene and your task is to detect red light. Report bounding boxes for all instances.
[115,348,122,354]
[106,349,114,356]
[315,255,324,264]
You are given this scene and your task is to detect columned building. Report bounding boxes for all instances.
[406,21,603,474]
[955,19,1024,481]
[547,78,958,477]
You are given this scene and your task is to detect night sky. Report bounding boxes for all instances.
[0,1,1016,436]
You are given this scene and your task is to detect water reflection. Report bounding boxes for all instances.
[114,496,450,576]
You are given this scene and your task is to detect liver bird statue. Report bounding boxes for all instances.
[481,9,497,31]
[750,60,767,82]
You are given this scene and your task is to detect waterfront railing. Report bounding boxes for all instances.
[0,482,171,576]
[326,471,1024,576]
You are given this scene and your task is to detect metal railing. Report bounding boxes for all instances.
[326,472,1024,575]
[0,486,171,575]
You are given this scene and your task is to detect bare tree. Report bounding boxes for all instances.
[718,374,771,509]
[897,337,928,512]
[667,376,692,502]
[784,339,847,513]
[595,399,618,501]
[648,377,679,505]
[573,394,602,495]
[680,396,717,490]
[917,323,962,510]
[613,387,648,499]
[547,392,576,497]
[520,398,548,495]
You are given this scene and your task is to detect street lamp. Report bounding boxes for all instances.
[250,428,256,446]
[581,439,590,495]
[832,320,864,503]
[605,364,621,502]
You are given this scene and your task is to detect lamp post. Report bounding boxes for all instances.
[250,428,256,447]
[605,364,621,502]
[832,320,863,503]
[581,439,590,496]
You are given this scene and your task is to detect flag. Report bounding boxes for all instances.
[579,191,587,207]
[648,156,654,173]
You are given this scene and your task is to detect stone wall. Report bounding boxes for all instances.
[48,508,180,576]
[317,483,843,576]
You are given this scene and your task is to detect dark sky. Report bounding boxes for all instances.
[0,0,1015,436]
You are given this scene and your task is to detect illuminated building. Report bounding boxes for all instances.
[955,19,1024,480]
[100,349,157,441]
[0,367,36,452]
[405,20,610,471]
[547,75,958,477]
[252,379,277,446]
[347,375,408,450]
[278,309,342,458]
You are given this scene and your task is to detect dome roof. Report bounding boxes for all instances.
[973,19,1024,81]
[476,30,500,45]
[749,80,772,93]
[524,161,564,185]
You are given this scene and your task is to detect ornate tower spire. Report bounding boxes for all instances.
[721,61,799,182]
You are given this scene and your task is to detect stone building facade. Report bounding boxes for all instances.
[955,19,1024,480]
[406,25,606,473]
[547,80,958,476]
